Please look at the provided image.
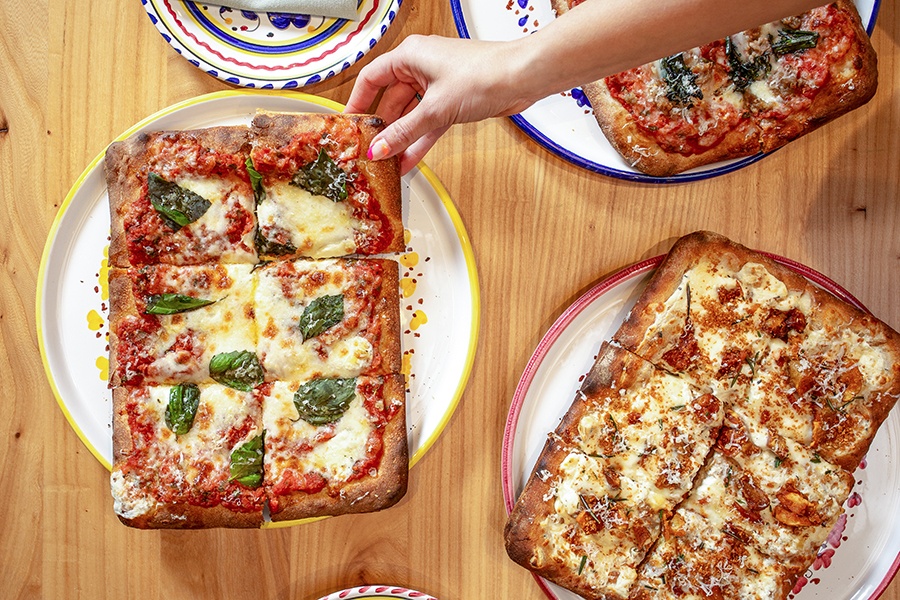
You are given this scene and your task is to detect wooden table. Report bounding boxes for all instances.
[3,0,899,598]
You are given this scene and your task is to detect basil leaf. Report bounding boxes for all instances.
[164,383,200,435]
[145,293,216,315]
[254,227,296,256]
[772,29,819,56]
[293,378,357,425]
[209,351,264,391]
[725,36,772,92]
[660,53,703,107]
[229,432,264,488]
[147,172,212,230]
[245,156,266,203]
[290,149,348,202]
[299,294,344,341]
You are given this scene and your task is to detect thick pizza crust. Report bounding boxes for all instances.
[268,374,408,522]
[250,111,404,258]
[504,437,601,599]
[584,80,762,178]
[106,126,254,268]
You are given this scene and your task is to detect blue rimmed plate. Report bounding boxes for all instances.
[451,0,880,183]
[140,0,401,88]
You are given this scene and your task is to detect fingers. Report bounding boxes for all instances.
[397,125,450,175]
[344,52,408,114]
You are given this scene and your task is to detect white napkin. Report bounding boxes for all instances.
[198,0,359,21]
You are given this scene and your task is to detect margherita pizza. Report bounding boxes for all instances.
[551,0,878,176]
[105,112,407,528]
[505,231,900,599]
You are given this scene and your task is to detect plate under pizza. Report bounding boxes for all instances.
[502,255,900,599]
[37,90,480,528]
[451,0,880,183]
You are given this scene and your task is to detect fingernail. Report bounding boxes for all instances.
[368,139,390,161]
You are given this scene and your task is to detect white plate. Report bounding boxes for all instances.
[451,0,881,183]
[316,586,437,600]
[37,91,480,518]
[502,256,900,600]
[141,0,401,88]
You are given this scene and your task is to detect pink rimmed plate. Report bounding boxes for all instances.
[316,586,438,600]
[502,255,900,600]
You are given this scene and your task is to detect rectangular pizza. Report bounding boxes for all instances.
[105,113,408,528]
[505,231,900,598]
[551,0,878,176]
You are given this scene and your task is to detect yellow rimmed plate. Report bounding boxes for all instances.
[36,90,480,527]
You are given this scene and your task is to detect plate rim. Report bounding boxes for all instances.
[499,251,900,600]
[316,585,438,599]
[450,0,880,183]
[36,89,480,479]
[140,0,403,88]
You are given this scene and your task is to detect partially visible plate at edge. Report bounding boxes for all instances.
[502,255,900,600]
[36,90,480,528]
[316,585,438,600]
[140,0,402,88]
[451,0,880,183]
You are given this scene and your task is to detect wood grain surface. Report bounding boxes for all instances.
[2,0,899,598]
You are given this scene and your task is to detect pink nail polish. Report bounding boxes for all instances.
[368,139,390,161]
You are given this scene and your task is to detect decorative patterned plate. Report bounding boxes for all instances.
[502,256,900,599]
[451,0,880,183]
[37,91,480,526]
[140,0,401,88]
[316,586,438,600]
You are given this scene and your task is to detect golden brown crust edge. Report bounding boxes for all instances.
[269,373,408,522]
[374,259,403,375]
[105,136,146,269]
[107,268,138,388]
[504,438,605,600]
[584,81,762,178]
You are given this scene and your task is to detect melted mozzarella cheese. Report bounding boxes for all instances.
[149,265,257,381]
[263,381,374,482]
[111,470,159,519]
[258,183,358,258]
[175,175,257,262]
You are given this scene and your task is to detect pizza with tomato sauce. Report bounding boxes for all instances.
[551,0,877,176]
[505,231,900,599]
[105,113,407,528]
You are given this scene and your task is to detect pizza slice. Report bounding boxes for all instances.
[108,263,260,387]
[682,413,854,574]
[614,231,900,470]
[740,1,878,153]
[504,344,723,599]
[551,0,877,176]
[111,383,266,528]
[630,506,796,600]
[106,126,258,267]
[262,374,408,522]
[254,257,401,381]
[249,111,404,259]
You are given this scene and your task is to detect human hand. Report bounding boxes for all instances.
[344,34,536,175]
